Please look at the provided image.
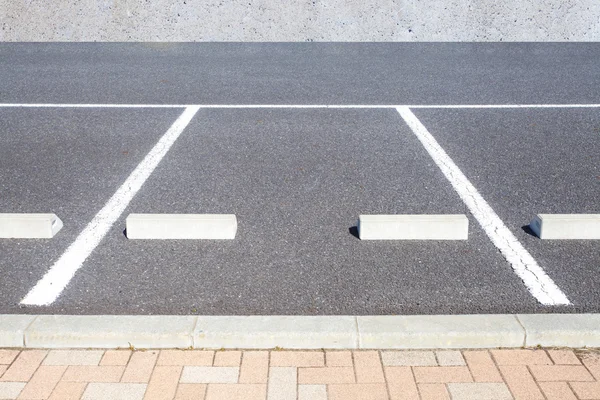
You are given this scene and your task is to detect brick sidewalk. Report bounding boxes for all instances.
[0,348,599,399]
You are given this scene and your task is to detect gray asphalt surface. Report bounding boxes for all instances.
[1,43,599,105]
[0,43,598,315]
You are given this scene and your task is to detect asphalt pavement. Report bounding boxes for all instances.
[0,43,598,315]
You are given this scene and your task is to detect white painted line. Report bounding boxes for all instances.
[1,103,600,109]
[357,214,468,240]
[397,107,570,306]
[20,106,201,306]
[0,213,63,239]
[126,214,237,239]
[530,214,600,240]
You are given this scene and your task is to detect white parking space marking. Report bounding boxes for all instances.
[397,107,570,306]
[1,103,600,109]
[20,106,201,306]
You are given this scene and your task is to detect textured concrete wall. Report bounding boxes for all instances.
[1,0,599,41]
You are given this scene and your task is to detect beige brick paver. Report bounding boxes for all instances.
[82,382,147,400]
[121,351,159,383]
[529,365,594,381]
[213,351,241,367]
[157,350,213,366]
[0,350,20,365]
[61,366,125,382]
[100,350,132,366]
[581,353,600,380]
[354,351,386,383]
[298,384,326,400]
[326,351,353,367]
[546,350,580,365]
[43,350,103,366]
[298,367,355,384]
[491,350,551,366]
[328,383,389,400]
[384,367,419,400]
[48,382,87,400]
[267,367,296,400]
[1,351,48,382]
[270,351,324,367]
[381,351,437,366]
[0,382,26,399]
[206,383,267,400]
[413,366,473,383]
[180,367,239,384]
[174,383,207,400]
[436,351,466,366]
[17,365,66,399]
[570,382,600,400]
[239,352,269,384]
[447,382,513,400]
[418,383,450,400]
[463,351,503,382]
[144,366,182,400]
[538,382,577,400]
[0,365,7,379]
[498,365,544,400]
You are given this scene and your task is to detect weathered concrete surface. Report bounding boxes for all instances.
[1,0,598,42]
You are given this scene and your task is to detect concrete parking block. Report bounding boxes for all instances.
[25,315,196,348]
[358,214,468,240]
[358,315,524,348]
[518,314,600,347]
[126,214,237,239]
[0,315,36,347]
[529,214,600,239]
[194,316,357,349]
[0,213,63,239]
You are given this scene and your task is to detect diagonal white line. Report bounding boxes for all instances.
[397,106,570,306]
[21,106,201,306]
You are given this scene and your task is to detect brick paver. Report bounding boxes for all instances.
[0,347,598,399]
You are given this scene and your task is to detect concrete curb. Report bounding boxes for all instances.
[1,314,599,349]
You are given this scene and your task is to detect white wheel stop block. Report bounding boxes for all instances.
[0,213,63,239]
[529,214,600,240]
[358,214,468,240]
[126,214,237,239]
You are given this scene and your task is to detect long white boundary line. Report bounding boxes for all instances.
[396,107,570,306]
[1,103,600,109]
[21,106,201,306]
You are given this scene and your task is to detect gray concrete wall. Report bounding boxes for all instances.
[1,0,599,41]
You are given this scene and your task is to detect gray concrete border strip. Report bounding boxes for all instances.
[1,314,599,349]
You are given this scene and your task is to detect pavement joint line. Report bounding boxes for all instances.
[19,106,201,307]
[2,103,600,108]
[396,107,570,307]
[1,314,599,349]
[529,214,600,240]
